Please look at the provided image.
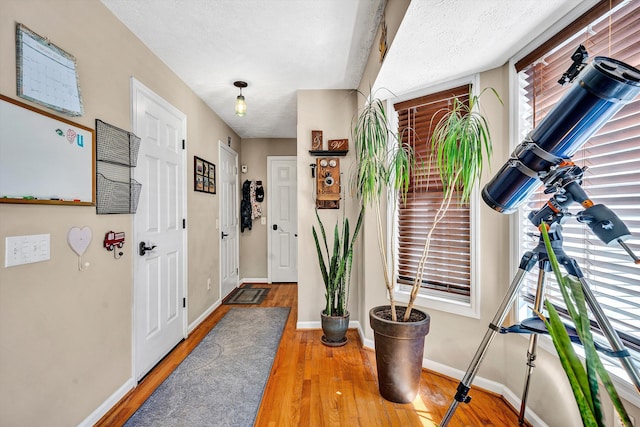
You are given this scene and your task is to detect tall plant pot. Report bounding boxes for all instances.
[369,305,431,403]
[321,311,349,347]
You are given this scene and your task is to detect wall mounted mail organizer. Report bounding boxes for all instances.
[95,119,141,214]
[0,94,95,206]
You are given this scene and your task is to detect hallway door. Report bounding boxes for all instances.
[219,142,239,298]
[268,156,297,282]
[132,78,187,381]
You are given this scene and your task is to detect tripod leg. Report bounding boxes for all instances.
[579,276,640,392]
[518,266,548,425]
[440,252,538,427]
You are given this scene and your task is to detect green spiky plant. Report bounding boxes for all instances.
[538,223,631,427]
[404,87,500,321]
[312,207,364,317]
[352,92,413,322]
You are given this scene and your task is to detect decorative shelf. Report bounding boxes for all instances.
[309,150,348,157]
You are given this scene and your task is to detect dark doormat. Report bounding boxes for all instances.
[224,287,270,304]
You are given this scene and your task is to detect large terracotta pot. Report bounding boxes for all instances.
[369,305,431,403]
[321,311,350,347]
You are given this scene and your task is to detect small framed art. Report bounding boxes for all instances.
[194,156,216,194]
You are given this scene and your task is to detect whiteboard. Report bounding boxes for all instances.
[0,95,95,205]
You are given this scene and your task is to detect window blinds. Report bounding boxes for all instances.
[394,85,472,299]
[518,0,640,352]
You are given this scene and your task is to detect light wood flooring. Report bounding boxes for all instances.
[97,283,529,426]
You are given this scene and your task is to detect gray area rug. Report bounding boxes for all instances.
[124,307,290,427]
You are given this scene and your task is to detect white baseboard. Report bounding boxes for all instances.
[188,299,221,334]
[78,377,136,427]
[296,320,363,332]
[296,320,320,329]
[240,277,268,285]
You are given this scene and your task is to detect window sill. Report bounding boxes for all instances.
[394,286,480,319]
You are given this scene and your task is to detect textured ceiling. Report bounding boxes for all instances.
[100,0,385,138]
[100,0,594,139]
[374,0,593,97]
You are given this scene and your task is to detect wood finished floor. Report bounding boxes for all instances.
[96,283,529,426]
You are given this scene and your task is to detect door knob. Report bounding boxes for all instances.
[221,231,229,239]
[272,224,278,231]
[139,241,157,256]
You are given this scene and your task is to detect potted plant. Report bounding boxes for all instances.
[312,207,364,346]
[353,88,498,403]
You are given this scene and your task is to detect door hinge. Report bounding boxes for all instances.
[182,139,185,150]
[183,297,186,308]
[183,219,186,229]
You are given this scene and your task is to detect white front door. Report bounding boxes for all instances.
[219,142,239,298]
[268,156,297,283]
[132,79,187,380]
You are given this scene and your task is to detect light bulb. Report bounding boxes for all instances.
[235,94,246,116]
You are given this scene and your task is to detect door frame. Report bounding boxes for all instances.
[267,156,297,283]
[130,77,188,381]
[218,141,240,297]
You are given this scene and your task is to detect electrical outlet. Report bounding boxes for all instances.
[614,411,635,427]
[207,278,211,290]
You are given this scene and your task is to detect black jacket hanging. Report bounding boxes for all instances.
[240,180,252,232]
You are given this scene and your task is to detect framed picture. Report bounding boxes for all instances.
[194,156,216,194]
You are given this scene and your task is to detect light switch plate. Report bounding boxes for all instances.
[5,234,50,267]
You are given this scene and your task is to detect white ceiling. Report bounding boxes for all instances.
[100,0,593,139]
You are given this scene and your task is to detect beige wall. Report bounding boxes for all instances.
[358,0,411,94]
[238,138,296,280]
[296,90,360,323]
[0,1,239,426]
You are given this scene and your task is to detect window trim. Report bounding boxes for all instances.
[390,74,482,319]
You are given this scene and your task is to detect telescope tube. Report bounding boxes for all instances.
[482,57,640,214]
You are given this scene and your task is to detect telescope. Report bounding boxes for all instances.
[482,56,640,215]
[442,54,640,427]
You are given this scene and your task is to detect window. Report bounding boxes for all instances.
[516,0,640,368]
[394,85,474,307]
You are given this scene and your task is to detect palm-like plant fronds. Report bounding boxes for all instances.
[405,88,500,321]
[352,90,414,321]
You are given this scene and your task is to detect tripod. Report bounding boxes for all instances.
[441,164,640,426]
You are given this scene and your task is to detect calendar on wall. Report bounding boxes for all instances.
[16,23,84,117]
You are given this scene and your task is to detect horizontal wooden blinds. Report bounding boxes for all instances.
[394,85,472,299]
[518,0,640,353]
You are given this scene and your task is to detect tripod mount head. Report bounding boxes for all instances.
[527,160,639,264]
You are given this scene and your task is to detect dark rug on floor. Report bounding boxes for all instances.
[124,307,290,427]
[223,287,270,305]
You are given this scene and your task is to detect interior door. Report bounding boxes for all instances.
[132,78,187,380]
[219,143,239,298]
[268,156,298,282]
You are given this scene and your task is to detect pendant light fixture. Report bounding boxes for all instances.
[234,81,247,117]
